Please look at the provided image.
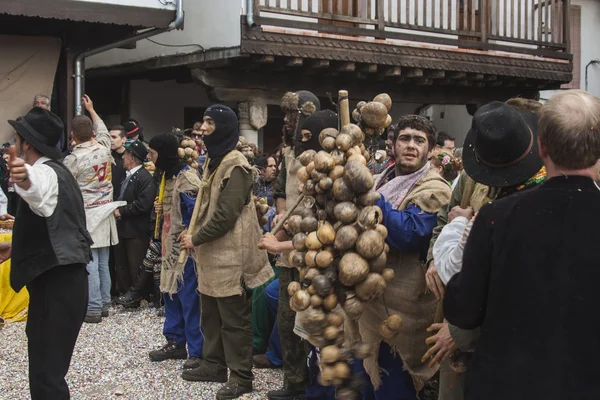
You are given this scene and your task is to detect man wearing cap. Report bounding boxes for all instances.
[268,90,321,400]
[64,95,124,323]
[444,90,600,399]
[113,140,156,306]
[7,107,92,399]
[423,101,545,400]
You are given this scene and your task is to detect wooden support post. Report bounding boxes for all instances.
[404,68,424,78]
[360,64,378,74]
[448,71,467,79]
[426,70,445,79]
[336,62,356,72]
[377,66,402,80]
[287,58,304,67]
[309,59,330,69]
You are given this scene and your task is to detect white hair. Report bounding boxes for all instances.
[33,94,50,105]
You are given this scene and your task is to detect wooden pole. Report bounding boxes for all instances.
[270,193,305,235]
[177,157,211,265]
[339,90,351,127]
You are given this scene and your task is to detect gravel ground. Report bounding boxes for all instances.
[0,306,283,400]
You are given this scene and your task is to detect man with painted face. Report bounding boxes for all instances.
[179,105,273,399]
[263,91,320,400]
[146,133,204,372]
[356,115,451,399]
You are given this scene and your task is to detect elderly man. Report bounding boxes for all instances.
[7,107,92,399]
[444,91,600,399]
[357,115,451,398]
[32,94,51,110]
[64,95,123,323]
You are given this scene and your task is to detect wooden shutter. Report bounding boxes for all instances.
[562,5,581,89]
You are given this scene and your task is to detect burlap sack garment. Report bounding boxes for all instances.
[194,150,273,297]
[277,147,304,269]
[160,168,202,295]
[359,168,451,391]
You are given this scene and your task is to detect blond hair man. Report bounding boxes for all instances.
[443,89,600,400]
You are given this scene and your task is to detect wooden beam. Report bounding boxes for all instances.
[309,59,330,69]
[447,71,467,80]
[336,62,356,72]
[468,73,485,81]
[412,77,434,85]
[404,68,424,78]
[287,58,304,67]
[359,64,378,74]
[426,70,445,79]
[377,66,402,80]
[253,55,275,63]
[483,75,498,81]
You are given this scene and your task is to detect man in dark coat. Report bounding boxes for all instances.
[444,89,600,400]
[113,140,156,304]
[7,107,92,399]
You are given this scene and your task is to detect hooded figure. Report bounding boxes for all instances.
[202,104,240,172]
[179,105,273,399]
[147,133,204,372]
[299,109,339,153]
[280,90,321,156]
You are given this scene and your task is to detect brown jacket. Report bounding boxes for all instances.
[193,150,273,297]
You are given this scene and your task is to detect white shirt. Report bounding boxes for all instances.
[432,216,474,285]
[13,156,59,218]
[125,165,143,179]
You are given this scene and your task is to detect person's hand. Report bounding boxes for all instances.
[425,261,445,300]
[82,94,94,113]
[177,229,188,242]
[258,233,282,254]
[0,214,14,221]
[0,242,11,264]
[7,146,30,190]
[422,322,456,367]
[114,209,121,218]
[179,234,194,250]
[272,213,286,229]
[448,206,474,223]
[154,198,163,214]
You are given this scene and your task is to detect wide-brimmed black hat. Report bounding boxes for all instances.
[125,140,148,162]
[8,107,63,159]
[463,101,543,188]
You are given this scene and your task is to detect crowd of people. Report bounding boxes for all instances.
[3,87,600,400]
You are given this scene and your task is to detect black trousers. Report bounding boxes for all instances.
[113,237,149,294]
[26,263,88,400]
[200,292,254,386]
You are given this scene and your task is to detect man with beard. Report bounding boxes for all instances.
[357,115,451,398]
[266,90,320,400]
[7,107,92,399]
[179,105,273,399]
[146,133,204,371]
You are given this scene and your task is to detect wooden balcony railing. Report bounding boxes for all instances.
[251,0,571,60]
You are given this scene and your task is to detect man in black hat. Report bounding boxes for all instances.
[7,107,92,399]
[123,120,144,143]
[423,100,545,400]
[113,140,156,307]
[443,90,600,400]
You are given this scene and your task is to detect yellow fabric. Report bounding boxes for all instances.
[0,234,28,322]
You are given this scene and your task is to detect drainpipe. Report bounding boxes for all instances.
[246,0,256,28]
[74,0,184,115]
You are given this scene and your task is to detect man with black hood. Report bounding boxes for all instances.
[146,133,204,371]
[179,104,273,399]
[259,109,339,400]
[266,99,338,400]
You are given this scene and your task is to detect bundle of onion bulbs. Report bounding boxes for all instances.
[286,99,402,397]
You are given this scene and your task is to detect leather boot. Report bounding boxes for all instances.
[267,387,306,400]
[115,269,153,308]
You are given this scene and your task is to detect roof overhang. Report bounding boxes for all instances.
[0,0,176,28]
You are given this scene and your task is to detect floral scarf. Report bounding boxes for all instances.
[376,162,431,209]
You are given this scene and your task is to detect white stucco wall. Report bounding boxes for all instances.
[86,0,242,69]
[541,0,600,100]
[429,105,472,146]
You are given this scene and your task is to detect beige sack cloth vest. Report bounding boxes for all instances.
[193,150,273,297]
[277,147,304,268]
[160,169,202,294]
[359,168,452,391]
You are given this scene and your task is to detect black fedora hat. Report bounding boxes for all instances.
[463,101,543,188]
[125,140,148,162]
[8,107,63,160]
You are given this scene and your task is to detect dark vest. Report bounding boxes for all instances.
[10,160,92,291]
